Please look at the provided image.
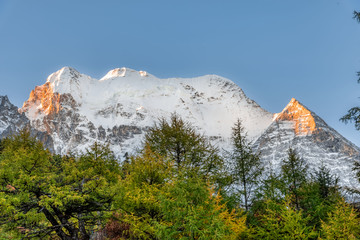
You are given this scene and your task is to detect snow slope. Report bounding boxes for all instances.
[21,67,273,157]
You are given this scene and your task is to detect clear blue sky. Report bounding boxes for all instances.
[1,0,360,145]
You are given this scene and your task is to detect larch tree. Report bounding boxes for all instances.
[320,199,360,239]
[281,148,308,210]
[144,113,226,185]
[254,198,317,240]
[227,119,263,212]
[341,10,360,128]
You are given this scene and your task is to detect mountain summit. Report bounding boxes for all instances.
[273,98,316,135]
[254,98,360,188]
[19,67,273,155]
[1,67,357,188]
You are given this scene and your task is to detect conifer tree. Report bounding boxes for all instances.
[0,130,121,239]
[144,113,224,183]
[254,198,317,240]
[227,119,263,212]
[281,148,308,210]
[354,10,360,22]
[341,10,360,128]
[320,199,360,239]
[257,166,286,203]
[112,145,247,239]
[313,163,339,201]
[299,164,340,230]
[112,145,172,239]
[155,175,247,240]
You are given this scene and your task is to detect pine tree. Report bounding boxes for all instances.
[144,113,225,184]
[112,145,246,239]
[254,198,317,240]
[112,145,173,239]
[354,10,360,22]
[313,163,339,201]
[297,163,341,231]
[155,175,247,240]
[258,166,286,203]
[227,119,263,212]
[341,10,360,128]
[281,148,308,210]
[320,199,360,239]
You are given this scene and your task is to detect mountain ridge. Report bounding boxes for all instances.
[0,66,359,188]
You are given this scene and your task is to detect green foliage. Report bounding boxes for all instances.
[312,163,339,200]
[254,198,317,240]
[112,145,247,239]
[226,119,263,211]
[354,10,360,22]
[249,169,286,227]
[297,164,341,230]
[341,11,360,128]
[0,130,121,239]
[155,176,246,240]
[144,113,226,186]
[340,106,360,130]
[320,199,360,239]
[112,145,172,239]
[257,169,285,203]
[281,148,308,210]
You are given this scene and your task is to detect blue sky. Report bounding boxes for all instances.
[1,0,360,145]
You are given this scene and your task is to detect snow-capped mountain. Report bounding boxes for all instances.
[4,66,358,188]
[19,67,273,157]
[253,98,360,188]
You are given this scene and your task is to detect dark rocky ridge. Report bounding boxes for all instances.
[0,95,54,151]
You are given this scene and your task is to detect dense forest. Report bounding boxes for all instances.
[0,112,360,239]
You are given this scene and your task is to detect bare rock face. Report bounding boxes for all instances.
[21,90,144,157]
[253,98,360,188]
[0,96,28,138]
[0,95,54,151]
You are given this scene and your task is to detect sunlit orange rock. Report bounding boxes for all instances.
[20,82,61,117]
[274,98,317,135]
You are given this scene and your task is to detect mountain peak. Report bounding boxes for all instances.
[0,95,9,103]
[46,66,81,84]
[100,67,149,81]
[274,98,317,135]
[0,95,13,110]
[101,67,127,80]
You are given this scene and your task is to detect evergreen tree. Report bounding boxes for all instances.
[155,175,247,240]
[354,10,360,22]
[341,10,360,128]
[320,199,360,239]
[249,167,286,227]
[112,145,247,239]
[257,166,286,203]
[227,119,263,212]
[254,198,317,240]
[298,164,340,231]
[281,148,308,210]
[144,113,225,184]
[112,145,173,239]
[0,130,121,239]
[312,163,339,201]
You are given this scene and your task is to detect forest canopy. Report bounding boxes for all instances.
[0,113,359,239]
